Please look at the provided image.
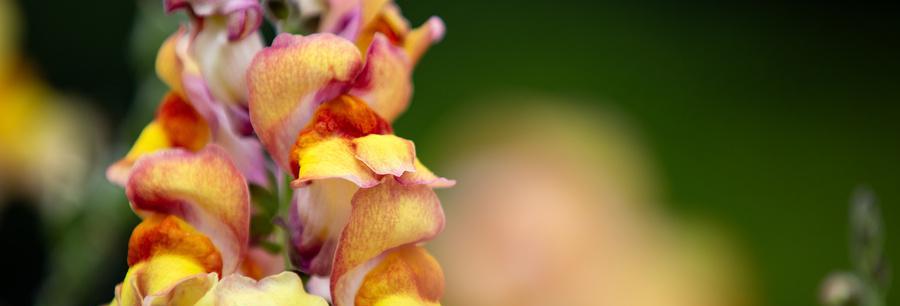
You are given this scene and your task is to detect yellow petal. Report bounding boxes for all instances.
[126,145,250,274]
[353,3,409,53]
[403,16,445,66]
[361,0,393,30]
[157,29,186,96]
[198,272,329,306]
[117,255,211,306]
[145,273,218,306]
[355,246,444,306]
[352,134,415,177]
[396,159,455,188]
[290,95,392,188]
[107,122,171,186]
[293,137,379,188]
[352,3,442,67]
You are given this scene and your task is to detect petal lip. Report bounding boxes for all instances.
[402,16,445,66]
[351,134,416,177]
[426,16,446,42]
[291,137,381,189]
[106,122,172,188]
[126,145,251,274]
[117,256,212,306]
[107,159,134,187]
[291,173,381,189]
[396,159,456,188]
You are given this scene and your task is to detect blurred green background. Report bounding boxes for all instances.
[6,0,899,305]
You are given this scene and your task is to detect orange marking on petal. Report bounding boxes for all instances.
[361,0,394,31]
[106,92,211,187]
[373,17,403,45]
[117,256,214,306]
[301,95,392,141]
[128,215,223,275]
[290,95,392,177]
[355,3,410,54]
[157,92,211,151]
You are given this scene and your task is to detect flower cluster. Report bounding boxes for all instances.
[106,0,450,305]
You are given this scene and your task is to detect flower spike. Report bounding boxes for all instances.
[109,0,451,304]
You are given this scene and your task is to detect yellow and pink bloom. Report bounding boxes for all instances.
[108,0,268,187]
[111,147,326,306]
[247,31,450,305]
[107,0,451,304]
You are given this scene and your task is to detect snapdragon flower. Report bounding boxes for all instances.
[247,32,451,306]
[108,0,267,186]
[109,147,326,306]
